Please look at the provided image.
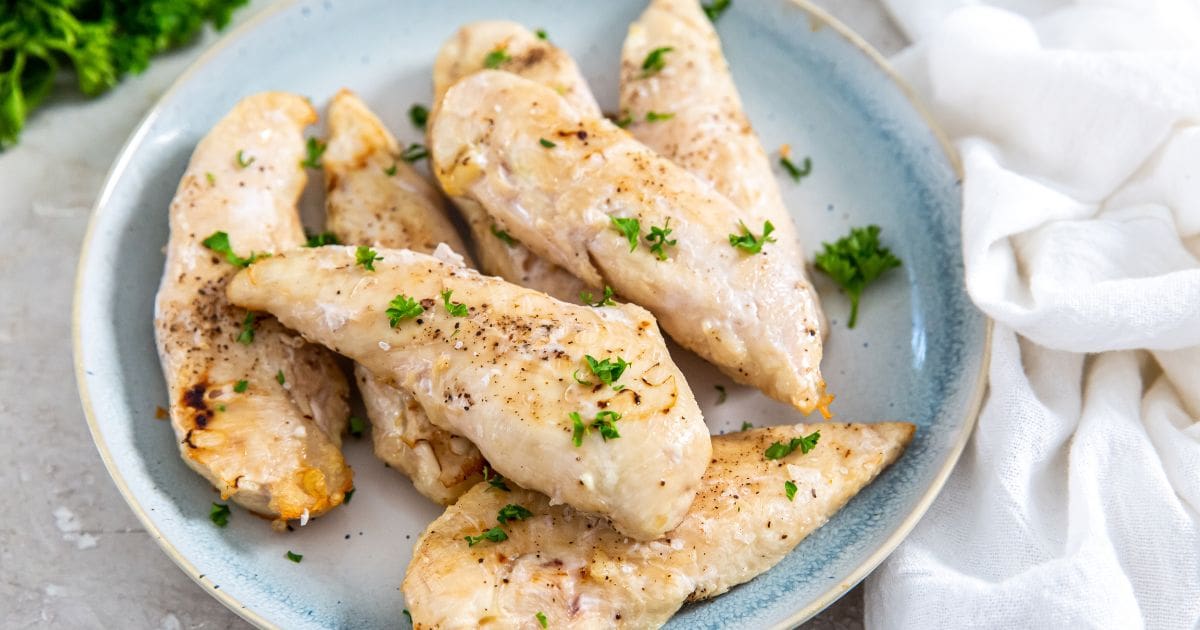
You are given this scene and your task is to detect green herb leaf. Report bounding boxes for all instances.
[205,172,216,186]
[497,504,534,524]
[728,220,776,255]
[236,149,254,168]
[537,612,548,628]
[703,0,733,22]
[300,136,326,169]
[408,104,429,130]
[645,111,675,123]
[570,411,587,447]
[304,231,339,247]
[611,216,641,252]
[645,218,677,261]
[491,224,517,246]
[580,286,617,307]
[400,143,429,163]
[741,421,753,431]
[813,225,901,328]
[780,155,812,181]
[355,245,383,271]
[465,526,508,547]
[583,355,630,390]
[784,480,798,501]
[386,294,424,327]
[233,379,248,393]
[536,29,549,40]
[201,231,268,268]
[349,416,366,438]
[483,466,510,492]
[285,550,303,563]
[571,410,622,445]
[237,312,256,345]
[210,502,231,527]
[383,161,398,176]
[715,385,728,404]
[641,46,674,78]
[276,370,286,385]
[344,488,355,504]
[763,431,820,460]
[403,609,412,625]
[539,137,556,148]
[483,48,511,69]
[440,289,468,317]
[614,112,633,128]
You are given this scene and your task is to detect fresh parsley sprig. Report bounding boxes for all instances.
[497,504,533,524]
[580,286,617,307]
[728,220,775,255]
[300,137,326,169]
[611,217,640,252]
[641,46,673,78]
[483,47,510,69]
[237,312,256,345]
[355,246,382,271]
[408,104,429,130]
[386,294,423,327]
[465,526,507,547]
[576,355,630,390]
[763,431,820,460]
[441,290,468,317]
[201,231,268,267]
[570,410,622,446]
[645,219,677,261]
[813,225,901,328]
[304,231,339,247]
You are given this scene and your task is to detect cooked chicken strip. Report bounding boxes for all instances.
[430,72,829,415]
[153,93,352,527]
[226,247,711,540]
[403,422,914,629]
[431,21,597,302]
[324,89,484,504]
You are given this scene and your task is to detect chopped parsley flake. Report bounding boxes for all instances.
[764,431,820,460]
[703,0,732,22]
[355,245,383,271]
[233,379,248,393]
[539,137,556,148]
[581,355,630,390]
[641,46,673,78]
[276,370,286,385]
[408,104,429,130]
[537,612,548,628]
[201,231,268,268]
[383,161,398,176]
[235,149,254,168]
[483,47,510,69]
[813,225,902,328]
[285,550,302,563]
[714,385,727,404]
[400,143,428,163]
[781,155,812,181]
[465,526,508,547]
[580,286,617,307]
[741,421,753,431]
[304,231,339,247]
[614,112,633,128]
[300,136,326,169]
[236,311,256,345]
[386,294,424,326]
[440,289,468,317]
[349,416,366,438]
[344,488,355,504]
[645,111,675,122]
[491,224,517,246]
[611,216,641,252]
[497,504,533,524]
[785,480,798,501]
[645,218,677,261]
[205,172,216,186]
[728,220,776,255]
[210,502,230,527]
[570,410,621,446]
[536,29,548,40]
[483,466,510,492]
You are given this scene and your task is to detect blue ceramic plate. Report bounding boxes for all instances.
[74,1,986,628]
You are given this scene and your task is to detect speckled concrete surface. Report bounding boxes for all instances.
[0,2,903,627]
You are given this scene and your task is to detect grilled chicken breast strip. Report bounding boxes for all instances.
[431,21,597,302]
[324,89,484,504]
[153,92,352,527]
[403,422,914,629]
[430,71,828,414]
[226,247,711,540]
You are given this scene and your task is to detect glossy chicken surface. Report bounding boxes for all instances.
[226,247,711,540]
[324,89,485,505]
[403,423,914,629]
[153,93,352,527]
[432,21,596,302]
[430,72,828,414]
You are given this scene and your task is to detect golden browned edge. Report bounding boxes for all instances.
[72,1,987,629]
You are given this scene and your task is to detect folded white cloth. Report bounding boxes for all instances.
[864,2,1200,628]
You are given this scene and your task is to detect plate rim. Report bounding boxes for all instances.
[71,1,989,627]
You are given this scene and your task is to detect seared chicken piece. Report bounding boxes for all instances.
[153,93,352,527]
[431,21,596,302]
[403,423,914,629]
[324,89,484,504]
[226,247,711,540]
[430,72,828,414]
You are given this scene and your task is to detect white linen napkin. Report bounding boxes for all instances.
[864,1,1200,628]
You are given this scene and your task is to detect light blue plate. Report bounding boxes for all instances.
[74,1,986,628]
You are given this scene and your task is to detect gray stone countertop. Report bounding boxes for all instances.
[0,2,904,627]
